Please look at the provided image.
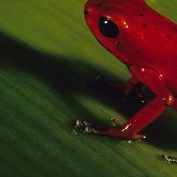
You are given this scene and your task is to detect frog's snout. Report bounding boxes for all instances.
[84,0,103,16]
[84,5,93,16]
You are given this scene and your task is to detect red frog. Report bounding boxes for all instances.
[76,0,177,140]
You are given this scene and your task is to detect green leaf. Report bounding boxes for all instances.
[0,0,176,177]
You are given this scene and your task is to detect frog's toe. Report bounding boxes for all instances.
[75,120,84,128]
[75,119,147,140]
[132,133,147,140]
[84,126,99,134]
[75,119,113,135]
[75,120,92,127]
[111,117,120,127]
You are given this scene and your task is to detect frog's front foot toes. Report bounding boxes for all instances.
[75,120,108,135]
[75,120,92,132]
[75,120,146,140]
[95,74,103,81]
[84,126,99,134]
[75,120,89,128]
[111,117,120,127]
[132,133,147,140]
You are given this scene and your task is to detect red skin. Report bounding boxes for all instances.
[80,0,177,140]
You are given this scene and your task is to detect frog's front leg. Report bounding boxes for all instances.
[76,66,174,140]
[75,119,146,140]
[118,65,174,138]
[75,119,121,137]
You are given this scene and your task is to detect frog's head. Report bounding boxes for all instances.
[84,0,145,64]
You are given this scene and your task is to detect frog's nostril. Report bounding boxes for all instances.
[84,8,93,15]
[84,10,88,15]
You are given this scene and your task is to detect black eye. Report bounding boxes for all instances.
[99,17,119,38]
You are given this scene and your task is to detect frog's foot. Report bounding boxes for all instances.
[111,117,120,127]
[75,119,112,135]
[75,119,146,140]
[162,155,177,164]
[132,133,146,140]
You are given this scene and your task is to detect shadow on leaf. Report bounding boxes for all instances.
[0,31,176,150]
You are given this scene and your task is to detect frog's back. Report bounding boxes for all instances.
[134,6,177,94]
[122,0,177,70]
[116,0,177,94]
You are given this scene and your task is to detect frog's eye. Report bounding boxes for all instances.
[99,17,119,38]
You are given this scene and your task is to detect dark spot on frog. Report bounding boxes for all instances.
[137,13,144,17]
[142,24,147,28]
[174,27,177,31]
[166,34,171,39]
[138,7,148,17]
[84,10,88,15]
[95,3,103,7]
[117,43,125,52]
[117,9,125,14]
[118,1,127,8]
[143,7,148,12]
[136,50,141,54]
